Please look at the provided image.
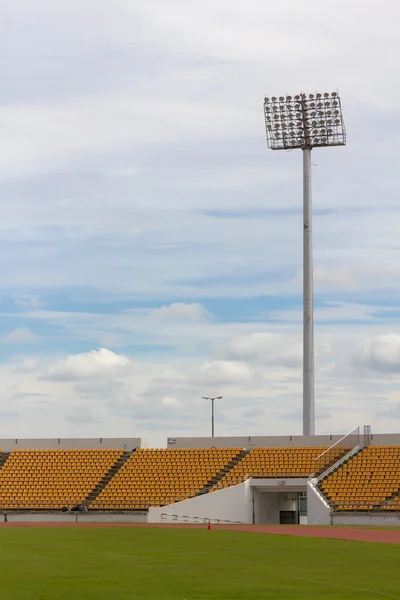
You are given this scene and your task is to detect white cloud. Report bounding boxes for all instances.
[13,358,41,373]
[1,328,36,343]
[161,396,180,406]
[64,407,101,424]
[267,302,397,325]
[313,267,360,291]
[227,333,303,368]
[43,348,133,381]
[199,360,251,385]
[352,334,400,373]
[154,369,187,384]
[242,407,265,419]
[0,333,400,445]
[151,303,210,321]
[0,85,254,180]
[14,296,45,309]
[313,266,393,293]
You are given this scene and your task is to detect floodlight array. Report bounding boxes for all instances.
[264,92,346,150]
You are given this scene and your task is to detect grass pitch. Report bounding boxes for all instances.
[0,526,399,599]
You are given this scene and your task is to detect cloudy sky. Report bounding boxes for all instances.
[1,0,400,446]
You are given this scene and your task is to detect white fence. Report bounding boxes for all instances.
[160,512,243,525]
[312,425,360,478]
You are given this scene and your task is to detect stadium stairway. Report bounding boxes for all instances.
[0,452,10,469]
[316,447,363,506]
[195,449,250,497]
[313,447,353,478]
[82,450,134,507]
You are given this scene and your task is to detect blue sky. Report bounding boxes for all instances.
[1,0,400,445]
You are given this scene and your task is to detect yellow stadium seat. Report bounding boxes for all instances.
[90,448,243,510]
[320,446,400,511]
[0,448,125,510]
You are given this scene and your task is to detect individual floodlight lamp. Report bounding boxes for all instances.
[263,91,346,436]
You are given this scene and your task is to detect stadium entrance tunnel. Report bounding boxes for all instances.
[148,478,309,526]
[252,479,308,525]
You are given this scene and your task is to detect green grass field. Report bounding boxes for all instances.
[0,527,399,600]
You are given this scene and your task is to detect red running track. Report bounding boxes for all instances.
[228,525,400,545]
[0,522,400,543]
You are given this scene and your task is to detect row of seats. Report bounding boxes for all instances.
[0,446,354,510]
[320,446,400,511]
[0,449,124,510]
[91,448,241,509]
[213,446,347,490]
[382,497,400,511]
[0,445,400,512]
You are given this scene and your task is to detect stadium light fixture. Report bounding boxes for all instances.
[202,396,223,438]
[263,91,346,436]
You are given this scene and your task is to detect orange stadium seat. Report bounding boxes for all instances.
[382,496,400,511]
[90,446,348,510]
[0,449,124,510]
[5,444,397,514]
[213,446,348,490]
[320,445,400,511]
[90,448,242,510]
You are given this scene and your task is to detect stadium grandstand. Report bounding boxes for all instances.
[0,428,399,526]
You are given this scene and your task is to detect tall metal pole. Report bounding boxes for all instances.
[303,147,315,436]
[264,90,346,438]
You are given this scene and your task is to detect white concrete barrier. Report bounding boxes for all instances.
[77,512,147,524]
[3,512,76,523]
[332,512,400,527]
[1,511,147,524]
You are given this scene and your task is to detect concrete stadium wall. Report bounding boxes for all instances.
[167,432,400,449]
[254,491,289,524]
[299,516,308,525]
[149,479,306,525]
[167,435,347,449]
[0,438,141,451]
[77,512,147,523]
[167,435,343,449]
[3,512,76,523]
[332,512,400,527]
[148,481,253,524]
[370,433,400,445]
[251,478,307,491]
[306,479,331,525]
[1,433,400,452]
[1,512,147,523]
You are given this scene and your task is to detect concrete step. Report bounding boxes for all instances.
[195,449,251,497]
[82,449,136,507]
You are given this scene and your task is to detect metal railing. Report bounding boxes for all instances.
[312,426,360,478]
[160,512,243,525]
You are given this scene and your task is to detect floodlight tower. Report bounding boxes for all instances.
[263,92,346,436]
